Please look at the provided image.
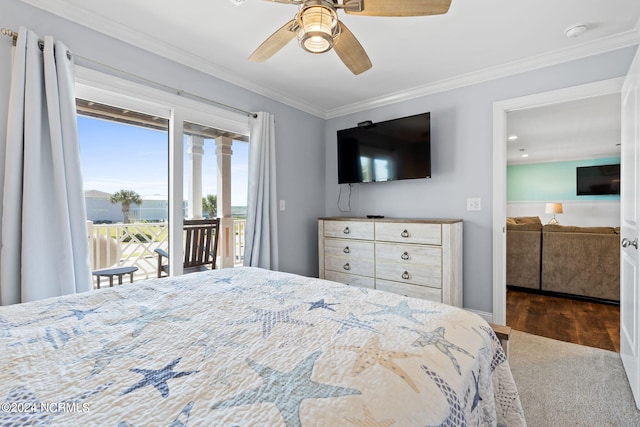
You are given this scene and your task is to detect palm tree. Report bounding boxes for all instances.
[202,194,217,218]
[110,189,142,223]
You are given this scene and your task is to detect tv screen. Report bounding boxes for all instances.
[576,164,620,195]
[337,112,431,184]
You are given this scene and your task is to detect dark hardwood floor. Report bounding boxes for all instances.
[506,289,620,352]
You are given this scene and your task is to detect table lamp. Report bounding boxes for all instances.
[545,202,563,225]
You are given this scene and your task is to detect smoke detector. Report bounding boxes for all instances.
[565,24,588,38]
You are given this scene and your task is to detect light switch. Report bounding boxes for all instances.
[279,200,285,211]
[467,198,481,211]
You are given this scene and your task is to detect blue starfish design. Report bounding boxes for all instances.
[122,357,198,398]
[328,312,381,335]
[229,306,312,338]
[471,370,482,411]
[118,401,194,427]
[61,307,100,320]
[306,298,339,312]
[214,276,233,284]
[0,383,112,425]
[422,365,467,426]
[11,325,92,349]
[211,351,361,427]
[403,326,474,375]
[365,300,438,325]
[43,327,71,349]
[113,305,188,337]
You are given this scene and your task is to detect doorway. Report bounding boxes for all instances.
[492,78,625,343]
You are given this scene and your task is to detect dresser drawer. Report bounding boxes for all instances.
[324,270,375,290]
[375,242,441,267]
[325,239,374,260]
[376,279,442,302]
[375,222,441,245]
[325,254,374,277]
[324,220,374,240]
[376,258,441,288]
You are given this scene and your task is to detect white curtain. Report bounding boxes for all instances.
[244,112,279,270]
[0,27,92,305]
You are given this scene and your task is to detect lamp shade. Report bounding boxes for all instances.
[298,4,338,54]
[545,203,563,214]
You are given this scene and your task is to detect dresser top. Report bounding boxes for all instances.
[318,217,463,224]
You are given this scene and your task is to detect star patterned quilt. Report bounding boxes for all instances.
[0,267,526,426]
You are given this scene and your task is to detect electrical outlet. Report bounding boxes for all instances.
[467,198,481,211]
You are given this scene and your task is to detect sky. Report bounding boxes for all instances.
[77,115,249,206]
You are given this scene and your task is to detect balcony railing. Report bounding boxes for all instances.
[88,219,246,286]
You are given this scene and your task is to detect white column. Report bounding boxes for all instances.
[168,113,184,276]
[187,135,204,219]
[216,136,235,268]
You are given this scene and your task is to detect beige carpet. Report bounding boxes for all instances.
[508,330,640,426]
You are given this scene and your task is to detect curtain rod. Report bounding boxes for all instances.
[2,27,258,119]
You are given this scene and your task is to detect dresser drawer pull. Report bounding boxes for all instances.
[402,271,410,280]
[343,246,351,254]
[401,229,410,238]
[343,227,351,235]
[401,251,410,260]
[343,263,351,271]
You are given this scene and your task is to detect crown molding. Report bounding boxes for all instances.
[19,0,640,120]
[325,29,640,118]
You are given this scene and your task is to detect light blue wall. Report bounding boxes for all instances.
[507,157,621,202]
[325,48,636,313]
[1,0,326,277]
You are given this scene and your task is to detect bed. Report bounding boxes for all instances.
[0,267,526,426]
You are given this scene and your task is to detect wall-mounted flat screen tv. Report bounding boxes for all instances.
[337,112,431,184]
[576,164,620,195]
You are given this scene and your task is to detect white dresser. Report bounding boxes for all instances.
[318,217,463,307]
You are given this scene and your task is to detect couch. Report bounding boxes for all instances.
[506,217,620,302]
[541,224,620,302]
[506,216,542,290]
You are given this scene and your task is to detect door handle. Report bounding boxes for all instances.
[621,238,638,249]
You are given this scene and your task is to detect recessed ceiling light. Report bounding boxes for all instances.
[565,24,588,38]
[521,153,529,158]
[508,135,518,141]
[228,0,246,5]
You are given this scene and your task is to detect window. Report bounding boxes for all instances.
[76,67,250,279]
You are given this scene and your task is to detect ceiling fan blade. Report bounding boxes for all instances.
[248,19,297,62]
[333,21,372,75]
[344,0,452,16]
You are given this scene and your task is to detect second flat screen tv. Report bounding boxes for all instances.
[576,164,620,195]
[337,112,431,184]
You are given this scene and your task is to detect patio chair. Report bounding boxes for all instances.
[154,218,220,277]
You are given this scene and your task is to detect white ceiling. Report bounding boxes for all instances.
[506,93,622,164]
[20,0,640,119]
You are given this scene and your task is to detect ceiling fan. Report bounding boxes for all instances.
[249,0,452,75]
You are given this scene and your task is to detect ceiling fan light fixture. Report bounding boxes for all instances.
[297,2,338,54]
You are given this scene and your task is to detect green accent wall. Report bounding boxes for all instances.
[507,157,621,201]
